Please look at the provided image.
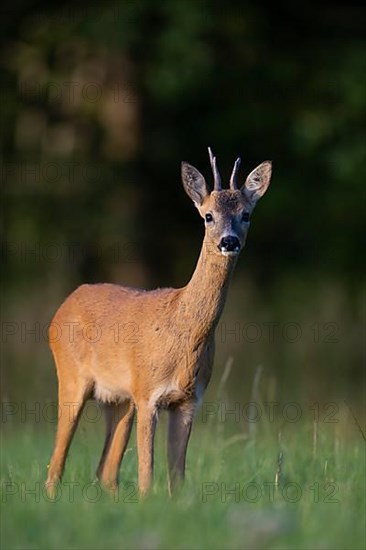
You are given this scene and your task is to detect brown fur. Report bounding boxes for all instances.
[45,155,272,497]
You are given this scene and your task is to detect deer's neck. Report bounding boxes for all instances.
[179,236,237,339]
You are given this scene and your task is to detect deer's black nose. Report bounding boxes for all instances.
[219,235,240,253]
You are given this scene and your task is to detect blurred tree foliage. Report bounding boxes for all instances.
[1,0,365,290]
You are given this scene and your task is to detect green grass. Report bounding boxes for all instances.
[1,403,365,550]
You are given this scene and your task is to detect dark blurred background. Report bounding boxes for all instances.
[1,1,365,416]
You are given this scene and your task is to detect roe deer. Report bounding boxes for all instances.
[45,148,272,497]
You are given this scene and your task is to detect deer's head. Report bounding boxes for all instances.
[182,148,272,258]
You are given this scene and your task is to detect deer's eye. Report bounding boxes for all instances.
[205,213,214,223]
[242,212,250,223]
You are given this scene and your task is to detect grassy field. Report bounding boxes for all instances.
[1,396,365,550]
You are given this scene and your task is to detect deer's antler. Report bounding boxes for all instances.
[230,157,241,190]
[208,147,222,191]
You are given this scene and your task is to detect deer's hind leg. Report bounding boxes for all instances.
[46,374,91,498]
[98,400,135,491]
[167,401,195,496]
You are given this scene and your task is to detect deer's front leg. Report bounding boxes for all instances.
[137,403,157,496]
[167,401,195,496]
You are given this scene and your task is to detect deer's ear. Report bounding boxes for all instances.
[242,161,272,205]
[181,162,209,207]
